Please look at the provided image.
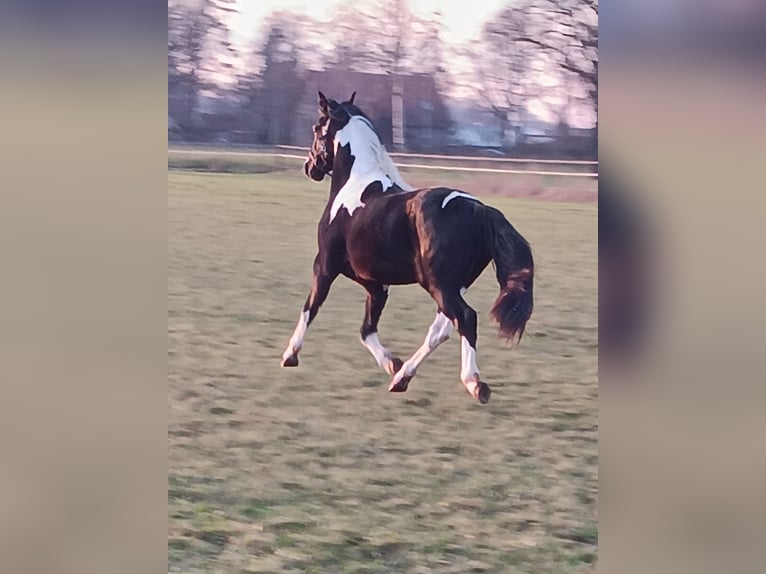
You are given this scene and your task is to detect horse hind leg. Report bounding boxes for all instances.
[442,289,491,404]
[389,311,453,392]
[360,284,403,376]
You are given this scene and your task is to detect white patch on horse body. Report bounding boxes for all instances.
[442,190,480,209]
[361,332,392,370]
[330,116,414,223]
[460,336,480,383]
[282,310,309,360]
[392,312,452,383]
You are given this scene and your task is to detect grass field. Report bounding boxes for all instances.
[168,165,598,573]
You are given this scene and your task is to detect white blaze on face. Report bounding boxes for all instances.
[283,310,309,360]
[442,190,480,209]
[329,116,414,223]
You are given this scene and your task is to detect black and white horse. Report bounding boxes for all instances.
[281,91,534,403]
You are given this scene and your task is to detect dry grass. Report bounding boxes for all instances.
[168,168,597,573]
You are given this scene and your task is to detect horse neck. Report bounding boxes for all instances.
[328,118,412,198]
[328,149,355,198]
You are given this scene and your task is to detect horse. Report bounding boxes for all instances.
[280,91,534,404]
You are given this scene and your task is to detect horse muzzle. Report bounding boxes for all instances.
[304,160,326,182]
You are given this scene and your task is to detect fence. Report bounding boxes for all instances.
[169,143,599,178]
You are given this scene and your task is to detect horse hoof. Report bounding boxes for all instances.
[281,354,299,367]
[389,375,411,393]
[387,357,404,376]
[466,380,491,403]
[476,382,491,404]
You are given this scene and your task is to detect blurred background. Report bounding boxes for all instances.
[168,0,597,159]
[5,0,766,572]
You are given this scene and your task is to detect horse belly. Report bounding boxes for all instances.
[345,194,419,284]
[348,248,418,285]
[346,229,418,284]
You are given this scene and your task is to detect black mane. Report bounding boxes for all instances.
[329,99,379,138]
[337,102,366,119]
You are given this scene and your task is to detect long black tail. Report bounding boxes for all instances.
[485,206,534,344]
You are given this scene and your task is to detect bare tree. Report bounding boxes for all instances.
[324,1,447,150]
[168,0,238,128]
[474,4,539,147]
[238,11,319,144]
[518,0,598,124]
[408,11,446,77]
[327,6,380,71]
[468,0,597,150]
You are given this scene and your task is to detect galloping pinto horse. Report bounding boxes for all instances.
[281,91,534,403]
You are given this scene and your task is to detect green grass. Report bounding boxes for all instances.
[168,168,597,573]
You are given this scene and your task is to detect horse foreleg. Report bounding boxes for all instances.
[359,284,403,376]
[388,312,452,392]
[281,258,336,367]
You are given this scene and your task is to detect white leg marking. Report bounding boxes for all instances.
[391,313,453,385]
[460,336,480,384]
[426,313,453,349]
[442,190,480,209]
[361,332,393,371]
[282,310,309,360]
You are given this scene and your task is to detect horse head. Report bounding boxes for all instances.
[304,90,360,181]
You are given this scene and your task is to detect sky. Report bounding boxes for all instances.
[228,0,510,51]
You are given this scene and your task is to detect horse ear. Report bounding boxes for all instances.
[348,91,356,105]
[318,91,328,114]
